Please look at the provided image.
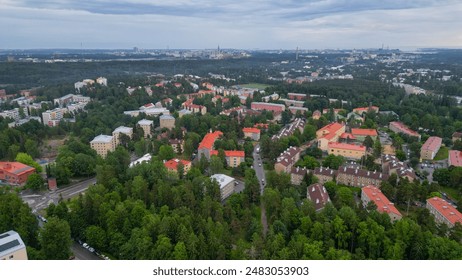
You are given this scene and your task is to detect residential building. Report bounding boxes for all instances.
[112,126,133,146]
[272,118,305,141]
[182,99,207,115]
[179,109,193,118]
[210,150,245,168]
[420,136,442,161]
[159,115,176,130]
[198,131,224,160]
[389,121,421,141]
[0,162,36,186]
[210,173,236,201]
[288,92,307,101]
[53,94,90,107]
[129,154,152,168]
[448,150,462,167]
[337,166,388,188]
[274,146,301,173]
[426,197,462,228]
[169,139,184,154]
[312,110,321,120]
[137,119,153,138]
[351,128,378,141]
[290,166,308,185]
[164,158,191,175]
[382,154,416,182]
[42,107,68,127]
[0,108,23,122]
[90,135,114,158]
[280,98,305,108]
[220,106,244,117]
[250,102,286,113]
[452,132,462,143]
[313,167,337,184]
[261,93,279,102]
[96,77,107,86]
[289,106,309,114]
[327,142,366,160]
[307,183,331,212]
[361,185,402,222]
[353,105,379,115]
[316,122,346,151]
[0,230,28,260]
[243,127,261,141]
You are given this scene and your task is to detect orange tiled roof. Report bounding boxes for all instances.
[198,131,223,150]
[164,158,191,170]
[243,127,261,134]
[427,197,462,226]
[0,162,36,175]
[328,142,366,152]
[351,128,378,137]
[363,185,401,217]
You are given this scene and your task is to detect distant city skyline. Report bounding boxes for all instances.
[0,0,461,50]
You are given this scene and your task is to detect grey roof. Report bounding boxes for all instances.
[159,114,175,120]
[90,134,113,144]
[210,174,235,190]
[138,119,153,125]
[113,126,133,134]
[0,230,26,258]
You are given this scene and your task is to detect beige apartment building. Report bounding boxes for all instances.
[90,135,114,158]
[159,115,176,129]
[137,119,153,138]
[0,230,28,260]
[112,126,133,146]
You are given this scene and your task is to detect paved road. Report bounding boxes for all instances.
[71,242,101,260]
[253,144,268,236]
[21,177,97,212]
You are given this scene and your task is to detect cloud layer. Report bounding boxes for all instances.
[0,0,461,49]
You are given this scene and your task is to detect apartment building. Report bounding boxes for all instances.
[312,110,321,120]
[426,197,462,228]
[361,185,402,222]
[169,139,184,154]
[210,150,245,168]
[312,167,337,184]
[210,173,236,201]
[288,92,307,101]
[159,115,176,130]
[291,166,308,185]
[243,127,261,141]
[272,118,305,141]
[316,122,345,151]
[164,158,191,175]
[0,231,28,260]
[327,142,366,160]
[250,102,286,113]
[420,136,442,161]
[112,126,133,146]
[337,166,388,188]
[448,150,462,167]
[389,121,421,141]
[42,107,68,127]
[137,119,153,138]
[90,135,114,158]
[307,183,331,212]
[197,131,245,166]
[274,146,301,173]
[351,128,378,141]
[353,106,379,115]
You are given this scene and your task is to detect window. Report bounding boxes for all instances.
[9,255,13,259]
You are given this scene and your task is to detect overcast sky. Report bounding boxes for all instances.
[1,0,461,50]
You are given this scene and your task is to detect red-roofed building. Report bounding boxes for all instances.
[254,123,269,129]
[182,99,207,115]
[251,102,286,113]
[351,128,378,141]
[353,106,379,115]
[362,185,402,221]
[243,127,261,141]
[307,183,331,212]
[426,197,462,228]
[316,122,346,151]
[0,162,36,186]
[340,132,356,142]
[275,146,301,173]
[198,131,223,160]
[448,150,462,167]
[210,150,245,167]
[164,158,191,175]
[328,142,366,160]
[288,93,307,101]
[420,136,442,161]
[389,121,421,141]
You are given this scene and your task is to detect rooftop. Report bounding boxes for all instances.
[210,173,235,190]
[390,121,420,138]
[351,128,378,137]
[421,136,442,152]
[338,166,388,180]
[427,197,462,226]
[137,119,153,125]
[328,142,366,152]
[449,150,462,167]
[90,134,113,144]
[198,131,223,150]
[159,114,175,120]
[276,146,301,167]
[362,185,401,218]
[243,127,261,134]
[0,230,26,258]
[129,153,152,168]
[0,162,35,175]
[164,158,191,170]
[307,183,331,211]
[113,126,133,134]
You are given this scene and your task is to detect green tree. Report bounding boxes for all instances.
[25,173,45,191]
[322,154,345,170]
[363,136,374,149]
[39,217,72,260]
[158,145,175,161]
[15,152,42,173]
[209,156,224,175]
[25,139,40,159]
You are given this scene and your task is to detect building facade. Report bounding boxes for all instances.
[0,231,28,260]
[159,115,176,130]
[164,158,192,175]
[316,122,345,151]
[250,102,286,113]
[90,135,114,158]
[137,119,153,138]
[0,162,36,186]
[426,197,462,228]
[243,127,261,141]
[420,136,442,161]
[274,146,301,173]
[336,166,388,188]
[210,173,236,201]
[361,185,402,222]
[327,142,367,160]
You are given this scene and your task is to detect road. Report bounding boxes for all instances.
[252,144,268,236]
[21,177,97,212]
[71,242,101,260]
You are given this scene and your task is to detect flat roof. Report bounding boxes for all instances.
[210,174,235,190]
[113,126,133,134]
[137,119,153,125]
[0,230,26,258]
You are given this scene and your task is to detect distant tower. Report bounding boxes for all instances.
[296,46,299,61]
[217,45,221,54]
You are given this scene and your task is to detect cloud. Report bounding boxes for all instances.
[0,0,461,49]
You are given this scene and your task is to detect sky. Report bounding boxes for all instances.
[0,0,461,50]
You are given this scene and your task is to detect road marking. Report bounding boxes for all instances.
[67,189,86,197]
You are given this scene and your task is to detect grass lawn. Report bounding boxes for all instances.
[439,186,461,202]
[434,146,449,161]
[238,83,270,90]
